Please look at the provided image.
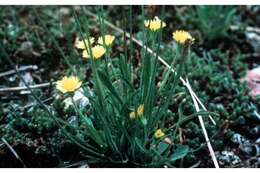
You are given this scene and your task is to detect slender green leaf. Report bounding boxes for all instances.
[170,145,189,162]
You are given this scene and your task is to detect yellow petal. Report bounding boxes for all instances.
[75,37,94,49]
[56,76,82,94]
[82,50,90,58]
[144,16,166,31]
[129,112,136,119]
[92,45,106,59]
[172,30,194,44]
[98,35,115,46]
[137,104,144,116]
[56,83,67,94]
[154,129,165,139]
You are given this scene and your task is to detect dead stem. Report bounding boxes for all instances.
[0,65,38,78]
[0,82,51,92]
[1,138,27,168]
[230,25,260,34]
[185,79,219,168]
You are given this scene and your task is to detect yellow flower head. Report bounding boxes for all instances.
[129,104,144,119]
[56,76,82,94]
[144,16,166,31]
[98,35,115,46]
[154,129,165,139]
[75,37,95,49]
[172,30,194,44]
[129,111,136,119]
[137,104,144,116]
[82,45,106,59]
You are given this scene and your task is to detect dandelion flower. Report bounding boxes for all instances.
[172,30,194,44]
[137,104,144,116]
[98,35,115,46]
[129,104,144,119]
[82,45,106,59]
[154,129,165,139]
[75,37,95,50]
[129,111,136,119]
[144,16,166,31]
[56,76,82,94]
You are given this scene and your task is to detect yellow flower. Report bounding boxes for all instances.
[129,104,144,119]
[144,16,166,31]
[154,129,165,139]
[172,30,194,44]
[98,35,115,46]
[137,104,144,116]
[56,76,82,94]
[129,111,136,119]
[82,45,106,59]
[75,37,95,49]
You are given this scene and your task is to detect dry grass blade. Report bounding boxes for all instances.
[189,87,216,125]
[83,9,219,167]
[0,65,38,78]
[0,82,51,92]
[1,138,27,168]
[230,25,260,34]
[185,79,219,168]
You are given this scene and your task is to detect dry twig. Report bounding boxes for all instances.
[230,25,260,34]
[1,138,27,168]
[0,82,51,92]
[0,65,38,78]
[185,79,219,168]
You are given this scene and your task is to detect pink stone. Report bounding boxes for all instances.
[243,67,260,97]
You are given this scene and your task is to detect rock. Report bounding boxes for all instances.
[231,133,253,155]
[255,137,260,144]
[63,88,90,110]
[242,66,260,97]
[19,72,34,95]
[218,150,241,167]
[246,32,260,53]
[67,116,78,127]
[231,133,260,156]
[18,41,33,57]
[249,126,260,135]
